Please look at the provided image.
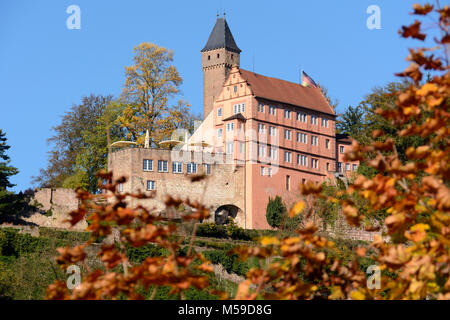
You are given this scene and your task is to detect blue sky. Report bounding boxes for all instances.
[0,0,434,192]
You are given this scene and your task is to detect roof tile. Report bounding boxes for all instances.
[239,69,335,115]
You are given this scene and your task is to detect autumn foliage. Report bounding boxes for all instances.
[46,4,449,300]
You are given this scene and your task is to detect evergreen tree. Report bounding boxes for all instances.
[0,129,20,217]
[266,196,287,228]
[0,129,18,190]
[336,105,367,141]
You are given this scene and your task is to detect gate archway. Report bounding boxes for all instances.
[214,204,244,227]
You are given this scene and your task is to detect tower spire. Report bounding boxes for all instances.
[201,14,241,118]
[201,17,241,53]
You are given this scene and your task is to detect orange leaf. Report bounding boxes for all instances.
[289,201,305,217]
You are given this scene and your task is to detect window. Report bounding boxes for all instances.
[353,164,357,171]
[258,123,266,134]
[311,158,319,169]
[261,166,264,176]
[284,109,291,119]
[217,128,223,138]
[239,141,244,154]
[233,103,245,114]
[217,53,220,58]
[118,183,123,192]
[296,112,300,121]
[267,168,272,177]
[204,164,211,175]
[143,159,153,171]
[346,163,350,172]
[311,136,318,146]
[270,148,278,160]
[326,162,330,171]
[338,162,343,172]
[172,162,182,173]
[146,180,155,191]
[284,151,292,163]
[217,108,222,117]
[311,115,318,125]
[286,175,290,190]
[258,145,266,158]
[227,123,234,132]
[284,129,291,140]
[326,139,330,149]
[226,142,234,154]
[269,126,276,136]
[297,154,301,165]
[234,86,237,93]
[298,133,307,144]
[158,160,168,172]
[340,146,344,153]
[299,155,308,166]
[299,112,307,122]
[269,105,276,115]
[322,118,329,128]
[258,103,264,112]
[208,55,210,60]
[187,163,197,174]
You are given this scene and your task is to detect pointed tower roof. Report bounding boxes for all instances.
[201,17,241,53]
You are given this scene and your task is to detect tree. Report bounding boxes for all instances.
[336,105,367,140]
[34,95,125,193]
[0,129,18,190]
[0,129,21,218]
[361,80,425,162]
[338,80,426,170]
[117,42,193,147]
[63,100,126,192]
[318,84,339,111]
[266,196,286,228]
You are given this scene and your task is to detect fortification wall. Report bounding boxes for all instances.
[108,148,246,227]
[324,215,386,242]
[25,188,86,231]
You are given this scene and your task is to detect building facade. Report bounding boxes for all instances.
[108,16,358,230]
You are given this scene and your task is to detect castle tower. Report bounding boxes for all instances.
[201,16,241,119]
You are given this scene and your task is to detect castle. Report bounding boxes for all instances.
[108,16,358,230]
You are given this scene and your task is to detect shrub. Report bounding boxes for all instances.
[196,222,228,239]
[203,249,249,277]
[226,218,252,241]
[39,227,91,242]
[265,196,286,228]
[126,243,169,263]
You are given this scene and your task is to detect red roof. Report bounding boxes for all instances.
[239,69,335,116]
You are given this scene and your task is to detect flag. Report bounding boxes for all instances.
[301,71,317,88]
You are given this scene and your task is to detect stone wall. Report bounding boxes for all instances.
[25,188,86,231]
[324,215,385,242]
[32,188,79,212]
[108,148,246,227]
